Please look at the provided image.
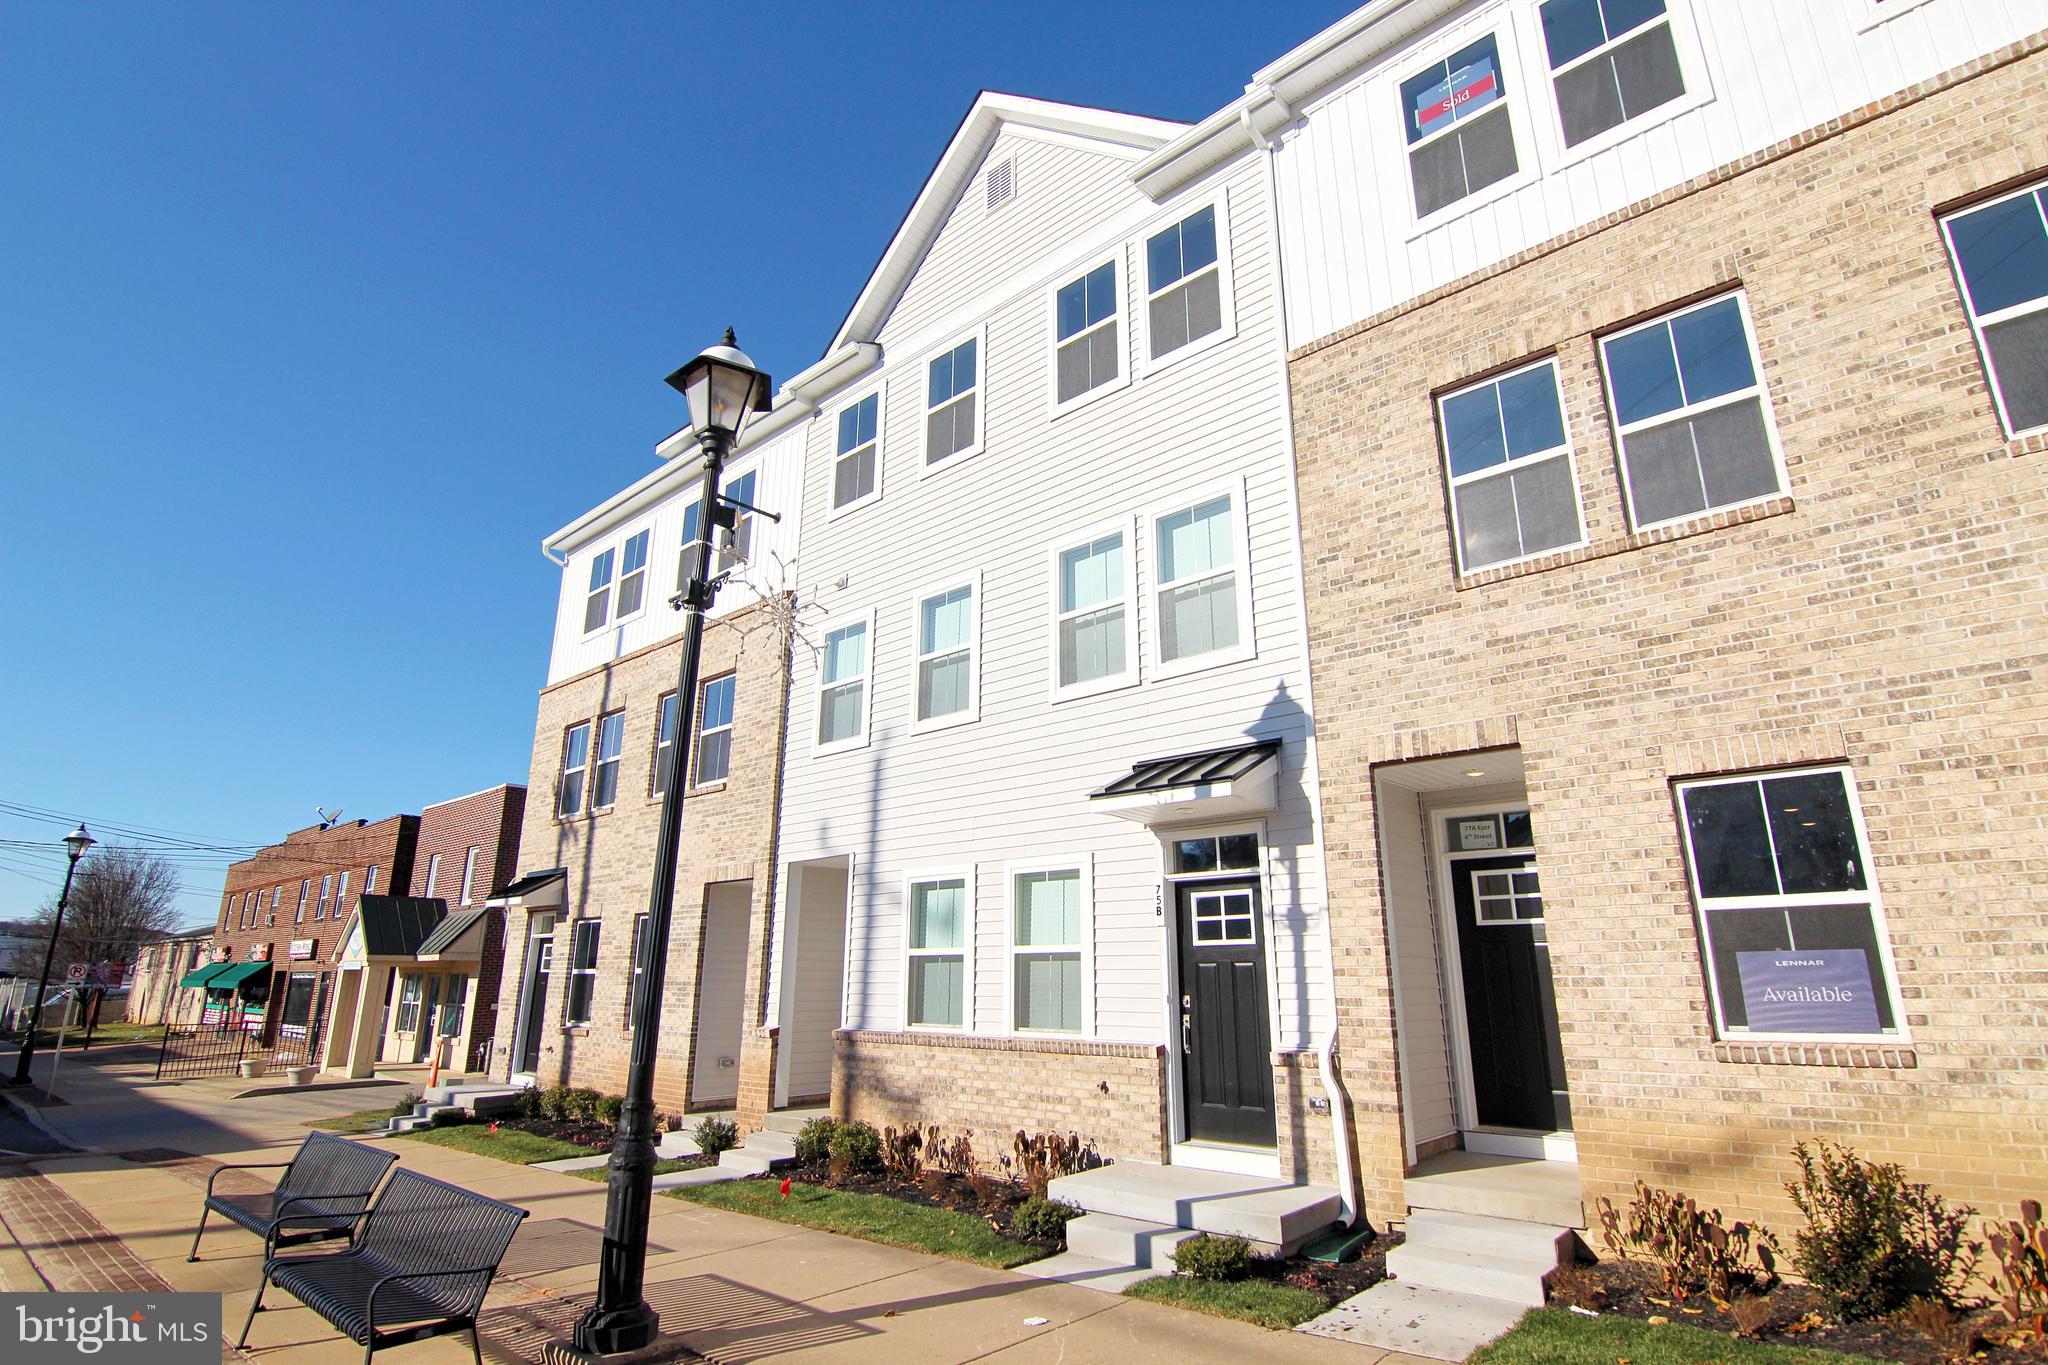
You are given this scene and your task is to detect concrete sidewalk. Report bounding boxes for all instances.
[0,1048,1427,1363]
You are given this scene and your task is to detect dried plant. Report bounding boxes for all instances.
[1545,1261,1607,1311]
[1010,1130,1102,1198]
[933,1129,976,1177]
[1986,1198,2048,1338]
[967,1171,1006,1212]
[918,1169,951,1201]
[1595,1180,1780,1302]
[1729,1292,1778,1339]
[880,1124,929,1180]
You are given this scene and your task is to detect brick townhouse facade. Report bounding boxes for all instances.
[1288,34,2048,1233]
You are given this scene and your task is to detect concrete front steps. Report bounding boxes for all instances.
[1021,1161,1342,1294]
[384,1082,525,1133]
[1384,1209,1572,1307]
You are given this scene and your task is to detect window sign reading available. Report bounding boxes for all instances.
[1457,818,1500,850]
[1736,949,1881,1034]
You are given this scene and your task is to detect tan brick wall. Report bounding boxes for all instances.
[834,1030,1171,1169]
[489,598,790,1117]
[1289,45,2048,1232]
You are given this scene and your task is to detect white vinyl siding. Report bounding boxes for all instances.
[905,875,969,1030]
[1148,481,1254,677]
[1051,519,1138,700]
[911,577,978,730]
[815,612,874,752]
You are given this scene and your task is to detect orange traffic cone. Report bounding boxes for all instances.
[427,1035,444,1090]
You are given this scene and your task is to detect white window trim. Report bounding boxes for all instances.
[694,673,738,787]
[591,710,626,810]
[919,323,988,477]
[1438,356,1590,575]
[579,546,616,639]
[1399,19,1544,241]
[714,461,763,578]
[1145,475,1258,682]
[564,918,601,1026]
[1136,195,1237,376]
[460,846,479,906]
[1047,515,1141,703]
[903,868,974,1033]
[336,872,349,921]
[1003,857,1092,1038]
[652,690,680,796]
[610,527,654,629]
[908,573,981,734]
[559,721,592,818]
[1519,0,1715,175]
[296,881,309,922]
[1599,290,1790,534]
[1940,179,2048,439]
[812,606,877,756]
[1046,248,1133,420]
[424,854,440,899]
[826,385,886,520]
[624,912,649,1028]
[1857,0,1943,33]
[1674,764,1910,1045]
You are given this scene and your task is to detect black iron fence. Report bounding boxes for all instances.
[153,977,329,1081]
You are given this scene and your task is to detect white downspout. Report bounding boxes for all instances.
[1242,98,1360,1229]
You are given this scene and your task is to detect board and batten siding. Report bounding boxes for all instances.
[544,422,804,687]
[1271,0,2048,349]
[772,137,1334,1055]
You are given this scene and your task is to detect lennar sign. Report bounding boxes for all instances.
[1736,948,1881,1034]
[4,1293,215,1363]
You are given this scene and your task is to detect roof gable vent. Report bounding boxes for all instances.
[985,156,1015,214]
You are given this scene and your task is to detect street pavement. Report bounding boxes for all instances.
[0,1043,1431,1363]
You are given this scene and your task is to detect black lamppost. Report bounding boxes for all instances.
[572,332,772,1357]
[9,824,95,1086]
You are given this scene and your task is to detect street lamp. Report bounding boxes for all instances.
[572,331,771,1357]
[10,824,95,1086]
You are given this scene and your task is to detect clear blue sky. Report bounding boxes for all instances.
[0,2,1355,926]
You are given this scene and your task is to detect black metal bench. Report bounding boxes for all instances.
[239,1167,529,1365]
[189,1130,399,1262]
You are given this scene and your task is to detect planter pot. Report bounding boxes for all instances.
[238,1058,268,1080]
[285,1065,317,1087]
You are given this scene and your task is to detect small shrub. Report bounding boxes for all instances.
[1173,1233,1253,1282]
[389,1088,423,1118]
[1895,1296,1975,1362]
[966,1171,1006,1212]
[593,1094,624,1125]
[571,1089,605,1123]
[1012,1197,1080,1244]
[794,1117,839,1167]
[1987,1198,2048,1337]
[1594,1179,1779,1302]
[1546,1261,1607,1312]
[881,1124,930,1179]
[514,1088,542,1119]
[1786,1139,1979,1319]
[428,1106,469,1127]
[693,1116,739,1158]
[1729,1292,1778,1339]
[828,1120,882,1175]
[538,1085,575,1121]
[918,1170,952,1201]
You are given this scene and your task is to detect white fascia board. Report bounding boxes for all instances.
[1091,765,1279,827]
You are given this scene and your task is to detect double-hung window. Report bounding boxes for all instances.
[1400,33,1519,219]
[717,470,757,573]
[319,874,334,919]
[1011,868,1084,1034]
[1151,486,1251,672]
[925,335,981,468]
[695,675,736,784]
[678,500,705,594]
[1053,523,1136,697]
[559,721,592,817]
[833,395,880,511]
[653,692,680,793]
[1053,259,1122,408]
[296,880,309,922]
[460,846,478,905]
[906,876,967,1029]
[395,975,423,1033]
[592,711,625,809]
[1675,766,1901,1039]
[564,920,600,1025]
[625,913,650,1026]
[583,548,615,633]
[1601,293,1783,530]
[1145,205,1225,361]
[1439,359,1585,572]
[815,615,872,750]
[366,865,378,894]
[335,871,349,919]
[271,887,282,919]
[1941,180,2048,436]
[423,854,441,899]
[913,580,977,727]
[241,893,256,929]
[614,530,650,620]
[1538,0,1686,149]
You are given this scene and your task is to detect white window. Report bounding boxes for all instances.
[318,874,334,920]
[695,674,736,784]
[653,691,680,794]
[1675,765,1904,1041]
[423,854,440,899]
[592,711,625,808]
[270,887,282,916]
[625,913,650,1026]
[911,577,978,729]
[815,613,873,751]
[716,469,758,573]
[395,974,424,1034]
[1600,292,1785,531]
[1009,865,1086,1035]
[1941,179,2048,437]
[1050,519,1138,699]
[1400,31,1522,221]
[906,875,969,1030]
[296,880,309,922]
[565,919,600,1025]
[1438,358,1586,572]
[241,892,256,929]
[1144,203,1229,362]
[1050,256,1125,411]
[335,871,349,919]
[923,333,982,469]
[460,846,479,906]
[558,721,592,817]
[1148,483,1253,676]
[614,529,651,620]
[1472,866,1545,923]
[832,392,882,512]
[582,547,615,634]
[677,499,706,595]
[366,865,378,895]
[1537,0,1687,150]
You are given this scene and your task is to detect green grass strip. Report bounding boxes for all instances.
[304,1109,397,1134]
[665,1179,1045,1269]
[1470,1307,1888,1365]
[392,1123,596,1164]
[1122,1275,1330,1330]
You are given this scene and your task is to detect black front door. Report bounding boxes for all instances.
[1177,880,1276,1146]
[516,934,552,1075]
[1450,854,1571,1132]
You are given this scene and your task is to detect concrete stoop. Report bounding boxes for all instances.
[717,1126,796,1175]
[383,1082,526,1134]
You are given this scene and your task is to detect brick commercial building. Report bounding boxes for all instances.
[1251,1,2048,1240]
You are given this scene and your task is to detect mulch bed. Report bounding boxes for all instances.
[1551,1258,2044,1363]
[502,1115,621,1149]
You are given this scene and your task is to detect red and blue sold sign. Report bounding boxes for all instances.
[1413,57,1499,139]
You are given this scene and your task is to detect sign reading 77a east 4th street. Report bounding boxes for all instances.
[1736,948,1882,1034]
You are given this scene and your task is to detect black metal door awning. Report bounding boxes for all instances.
[1090,739,1282,826]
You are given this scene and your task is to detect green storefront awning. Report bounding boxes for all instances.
[197,961,272,989]
[178,963,233,988]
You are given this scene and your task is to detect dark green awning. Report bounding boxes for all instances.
[178,963,232,988]
[204,961,271,989]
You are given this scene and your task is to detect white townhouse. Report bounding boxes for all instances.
[753,92,1353,1225]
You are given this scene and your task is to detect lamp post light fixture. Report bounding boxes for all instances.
[9,824,95,1087]
[571,331,772,1358]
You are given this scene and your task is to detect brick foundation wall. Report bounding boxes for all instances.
[1288,44,2048,1231]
